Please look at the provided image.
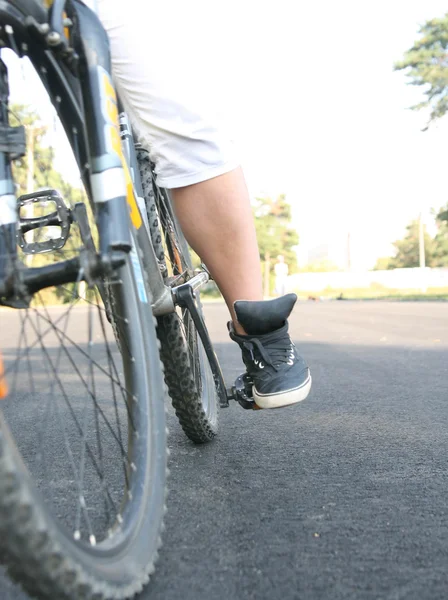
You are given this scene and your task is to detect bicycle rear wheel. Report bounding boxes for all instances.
[137,149,219,444]
[0,194,168,599]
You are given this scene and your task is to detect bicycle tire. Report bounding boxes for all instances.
[0,234,168,600]
[7,0,47,23]
[0,80,168,600]
[137,149,219,444]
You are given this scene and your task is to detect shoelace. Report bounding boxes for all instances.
[242,336,294,372]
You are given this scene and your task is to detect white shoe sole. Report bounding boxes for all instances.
[253,374,312,409]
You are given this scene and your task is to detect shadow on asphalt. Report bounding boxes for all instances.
[0,339,447,600]
[146,340,448,600]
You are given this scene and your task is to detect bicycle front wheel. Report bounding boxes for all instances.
[0,212,168,600]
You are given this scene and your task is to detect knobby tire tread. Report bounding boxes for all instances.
[137,150,218,444]
[0,426,158,600]
[0,281,168,600]
[0,3,169,597]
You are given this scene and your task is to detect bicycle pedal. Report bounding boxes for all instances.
[0,351,7,399]
[17,189,72,255]
[231,374,263,410]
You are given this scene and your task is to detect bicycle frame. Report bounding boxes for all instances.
[0,0,174,314]
[0,0,236,408]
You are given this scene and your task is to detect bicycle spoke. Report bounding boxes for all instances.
[21,314,36,402]
[23,308,118,521]
[9,309,27,400]
[3,295,82,380]
[94,289,129,491]
[34,298,72,479]
[27,313,90,520]
[30,307,133,411]
[75,299,97,545]
[31,306,133,459]
[178,314,199,374]
[6,280,123,533]
[185,311,200,386]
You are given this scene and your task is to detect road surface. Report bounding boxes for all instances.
[1,301,447,600]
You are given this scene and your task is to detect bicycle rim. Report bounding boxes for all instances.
[0,196,167,598]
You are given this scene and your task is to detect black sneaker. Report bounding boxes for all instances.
[228,293,311,409]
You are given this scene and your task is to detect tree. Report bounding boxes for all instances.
[373,256,393,271]
[10,104,88,301]
[10,104,84,202]
[253,195,299,271]
[438,205,448,222]
[432,204,448,266]
[374,219,437,269]
[375,206,448,270]
[395,13,448,128]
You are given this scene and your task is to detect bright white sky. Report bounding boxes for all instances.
[7,0,448,269]
[216,0,448,269]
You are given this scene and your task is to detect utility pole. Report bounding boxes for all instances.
[419,212,426,293]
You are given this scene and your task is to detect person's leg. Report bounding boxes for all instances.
[171,173,311,408]
[170,168,262,331]
[97,0,312,408]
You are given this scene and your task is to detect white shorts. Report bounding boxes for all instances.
[97,0,240,189]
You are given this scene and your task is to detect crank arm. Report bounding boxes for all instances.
[173,281,229,408]
[229,373,262,410]
[171,273,262,410]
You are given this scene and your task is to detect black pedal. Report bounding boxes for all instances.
[17,189,72,255]
[231,373,262,410]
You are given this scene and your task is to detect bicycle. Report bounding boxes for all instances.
[0,1,257,598]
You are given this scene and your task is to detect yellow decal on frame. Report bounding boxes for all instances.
[101,71,142,230]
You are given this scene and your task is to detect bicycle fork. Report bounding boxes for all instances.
[0,57,24,304]
[0,2,132,305]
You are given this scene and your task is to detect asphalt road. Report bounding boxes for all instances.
[1,301,448,600]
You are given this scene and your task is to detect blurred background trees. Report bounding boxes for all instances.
[375,207,448,269]
[253,194,298,295]
[395,13,448,129]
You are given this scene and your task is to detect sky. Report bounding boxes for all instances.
[6,0,448,270]
[212,0,448,270]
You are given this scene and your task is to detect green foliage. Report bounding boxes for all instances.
[253,194,299,272]
[11,104,88,303]
[374,211,448,269]
[437,204,448,222]
[385,220,435,268]
[10,104,84,200]
[433,206,448,266]
[395,13,448,128]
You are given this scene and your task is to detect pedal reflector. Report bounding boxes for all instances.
[0,352,7,399]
